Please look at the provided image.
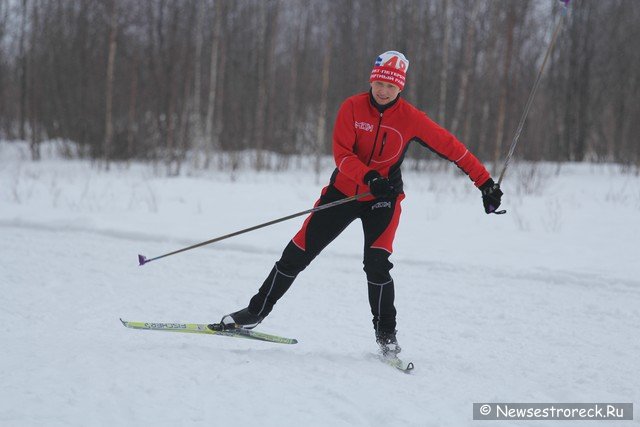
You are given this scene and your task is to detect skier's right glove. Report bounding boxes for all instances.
[365,170,393,198]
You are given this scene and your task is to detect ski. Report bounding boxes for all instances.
[120,319,298,345]
[380,354,414,373]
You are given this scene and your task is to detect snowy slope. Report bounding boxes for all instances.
[1,141,639,427]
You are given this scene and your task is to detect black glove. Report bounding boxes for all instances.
[479,178,503,214]
[364,170,393,198]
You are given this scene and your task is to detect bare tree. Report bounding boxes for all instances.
[203,0,223,168]
[493,1,516,166]
[104,0,118,170]
[252,0,268,170]
[212,0,227,169]
[285,6,306,157]
[190,0,205,169]
[27,0,42,160]
[438,0,451,126]
[316,25,333,182]
[0,1,8,138]
[19,0,29,142]
[126,52,139,163]
[450,0,482,138]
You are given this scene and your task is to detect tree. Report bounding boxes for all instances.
[316,15,333,182]
[104,0,118,170]
[438,0,451,126]
[204,0,223,168]
[19,0,29,142]
[450,0,482,139]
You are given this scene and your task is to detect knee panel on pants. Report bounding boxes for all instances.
[363,248,394,284]
[277,240,315,276]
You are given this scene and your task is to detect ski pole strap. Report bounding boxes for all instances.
[497,0,569,185]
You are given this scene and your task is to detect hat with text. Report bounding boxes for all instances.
[369,51,409,90]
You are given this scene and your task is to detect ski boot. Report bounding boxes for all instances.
[209,307,264,331]
[376,330,401,356]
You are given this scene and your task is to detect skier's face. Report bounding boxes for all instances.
[370,81,401,105]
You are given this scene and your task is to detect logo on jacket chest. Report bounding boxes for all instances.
[355,121,374,132]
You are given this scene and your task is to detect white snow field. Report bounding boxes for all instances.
[1,141,639,426]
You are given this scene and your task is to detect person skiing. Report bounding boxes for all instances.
[215,50,503,355]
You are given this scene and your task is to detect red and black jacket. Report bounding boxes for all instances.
[330,92,490,201]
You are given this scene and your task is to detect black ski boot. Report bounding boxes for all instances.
[213,307,264,331]
[376,330,401,356]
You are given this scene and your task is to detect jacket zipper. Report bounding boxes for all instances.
[366,112,384,166]
[379,132,387,156]
[356,112,383,196]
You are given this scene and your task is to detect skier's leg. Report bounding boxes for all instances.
[360,194,405,335]
[364,249,396,332]
[244,185,359,319]
[246,241,310,318]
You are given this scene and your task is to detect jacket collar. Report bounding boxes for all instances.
[369,89,401,114]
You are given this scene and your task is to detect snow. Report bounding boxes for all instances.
[1,141,639,426]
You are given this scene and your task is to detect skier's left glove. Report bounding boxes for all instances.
[479,178,503,214]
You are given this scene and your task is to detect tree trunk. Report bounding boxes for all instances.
[405,1,422,105]
[316,33,332,183]
[574,3,594,161]
[253,1,268,170]
[104,0,118,170]
[126,55,139,163]
[493,2,515,166]
[265,3,280,154]
[19,0,29,141]
[0,2,8,137]
[438,0,451,126]
[164,4,181,174]
[191,0,205,169]
[214,26,227,169]
[28,0,40,161]
[175,11,195,176]
[204,0,222,168]
[286,10,304,155]
[450,1,481,137]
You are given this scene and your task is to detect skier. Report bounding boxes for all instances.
[216,51,503,355]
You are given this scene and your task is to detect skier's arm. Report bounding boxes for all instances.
[415,112,490,187]
[333,100,373,185]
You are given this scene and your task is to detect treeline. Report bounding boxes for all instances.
[0,0,638,171]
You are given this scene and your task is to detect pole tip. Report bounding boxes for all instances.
[138,254,148,266]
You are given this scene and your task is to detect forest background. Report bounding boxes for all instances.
[0,0,638,174]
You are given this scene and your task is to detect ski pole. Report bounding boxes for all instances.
[496,0,570,186]
[138,192,371,266]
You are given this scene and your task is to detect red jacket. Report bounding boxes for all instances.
[331,92,490,201]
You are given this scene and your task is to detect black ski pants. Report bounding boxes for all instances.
[247,185,404,333]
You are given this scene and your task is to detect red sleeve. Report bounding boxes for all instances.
[415,111,490,187]
[333,99,372,185]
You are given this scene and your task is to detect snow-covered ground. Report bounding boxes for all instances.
[1,141,639,426]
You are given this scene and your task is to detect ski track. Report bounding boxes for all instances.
[2,218,636,291]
